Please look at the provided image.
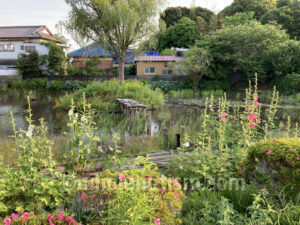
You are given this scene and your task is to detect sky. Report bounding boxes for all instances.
[0,0,233,50]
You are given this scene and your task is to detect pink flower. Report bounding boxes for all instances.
[119,175,125,182]
[253,97,259,107]
[174,191,179,198]
[90,195,96,199]
[11,213,19,221]
[49,220,55,225]
[240,162,244,166]
[112,184,117,189]
[286,150,289,153]
[256,119,261,124]
[208,104,212,109]
[273,138,277,142]
[160,189,165,194]
[219,113,226,123]
[248,107,251,113]
[249,123,255,128]
[21,212,29,222]
[57,211,64,221]
[145,177,150,182]
[48,215,55,220]
[147,171,151,174]
[155,218,160,225]
[80,192,86,199]
[104,192,109,196]
[4,217,11,225]
[297,157,300,161]
[267,150,272,155]
[247,113,257,122]
[172,179,179,185]
[241,168,245,174]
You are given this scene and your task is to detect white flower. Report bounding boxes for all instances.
[81,116,87,123]
[183,142,190,148]
[75,114,78,118]
[68,109,73,116]
[26,126,33,137]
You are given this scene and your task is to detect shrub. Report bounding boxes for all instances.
[149,80,191,92]
[16,50,44,77]
[124,64,137,76]
[82,56,107,76]
[66,64,83,76]
[274,73,300,95]
[95,158,184,225]
[43,41,66,74]
[246,137,300,191]
[57,79,164,111]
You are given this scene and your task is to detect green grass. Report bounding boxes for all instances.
[57,79,164,111]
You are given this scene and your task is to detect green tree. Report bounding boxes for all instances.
[65,0,163,84]
[261,0,300,39]
[156,17,200,51]
[223,12,255,27]
[44,42,66,74]
[160,48,175,56]
[180,47,211,91]
[197,21,291,81]
[17,50,44,77]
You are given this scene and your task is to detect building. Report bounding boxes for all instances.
[135,56,184,76]
[0,25,66,75]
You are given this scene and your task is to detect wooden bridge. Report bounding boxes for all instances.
[117,98,150,117]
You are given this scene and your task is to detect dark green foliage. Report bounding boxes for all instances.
[66,64,83,76]
[124,64,137,76]
[160,48,175,56]
[161,6,215,28]
[43,42,66,74]
[82,56,106,76]
[221,185,259,214]
[223,12,255,27]
[16,50,44,77]
[149,80,191,92]
[197,21,292,81]
[274,73,300,94]
[156,17,200,51]
[199,80,231,91]
[261,0,300,39]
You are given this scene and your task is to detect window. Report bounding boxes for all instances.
[162,70,173,75]
[144,67,155,74]
[21,45,24,50]
[0,44,14,52]
[25,46,36,52]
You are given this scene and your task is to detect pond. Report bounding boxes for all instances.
[0,90,300,139]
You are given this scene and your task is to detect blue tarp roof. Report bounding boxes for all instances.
[70,44,159,64]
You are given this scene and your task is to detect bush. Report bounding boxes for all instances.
[16,50,44,77]
[96,158,184,225]
[66,64,83,76]
[57,79,164,111]
[274,73,300,95]
[82,56,107,76]
[246,138,300,191]
[43,42,66,74]
[125,64,137,76]
[149,80,191,92]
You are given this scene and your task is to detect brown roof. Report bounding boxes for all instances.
[135,56,184,62]
[0,26,64,43]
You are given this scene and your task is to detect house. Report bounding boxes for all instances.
[0,25,66,75]
[135,56,184,76]
[69,44,114,72]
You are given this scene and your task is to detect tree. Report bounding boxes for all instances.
[180,47,211,91]
[160,48,175,56]
[65,0,163,84]
[223,12,255,27]
[17,50,44,77]
[261,0,300,39]
[197,21,292,81]
[43,42,66,74]
[156,17,200,51]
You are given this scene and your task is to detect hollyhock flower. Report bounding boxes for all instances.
[112,184,117,189]
[286,150,289,153]
[219,113,226,123]
[208,104,212,109]
[267,150,272,155]
[297,157,300,161]
[240,162,244,166]
[247,113,257,122]
[160,189,165,194]
[11,213,19,220]
[273,138,277,142]
[48,215,55,220]
[256,119,261,124]
[145,177,150,182]
[253,96,259,107]
[172,179,179,185]
[4,217,11,225]
[80,192,86,199]
[49,220,55,225]
[249,123,255,128]
[104,192,109,196]
[155,218,161,225]
[119,175,125,182]
[248,107,251,113]
[21,212,30,222]
[57,211,64,221]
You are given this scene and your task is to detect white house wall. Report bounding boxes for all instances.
[0,40,49,61]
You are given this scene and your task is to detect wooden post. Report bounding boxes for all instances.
[147,110,152,136]
[163,127,168,149]
[175,134,181,149]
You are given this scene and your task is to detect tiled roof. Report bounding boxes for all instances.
[135,56,184,62]
[0,26,64,43]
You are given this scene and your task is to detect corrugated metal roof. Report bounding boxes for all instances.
[0,26,63,43]
[135,56,184,62]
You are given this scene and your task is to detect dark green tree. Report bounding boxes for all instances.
[17,50,44,77]
[44,42,66,74]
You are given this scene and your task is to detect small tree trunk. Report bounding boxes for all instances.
[119,57,125,84]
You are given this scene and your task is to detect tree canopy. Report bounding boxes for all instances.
[65,0,163,83]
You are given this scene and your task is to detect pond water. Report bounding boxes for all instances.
[0,90,300,138]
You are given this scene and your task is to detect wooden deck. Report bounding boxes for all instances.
[117,98,149,117]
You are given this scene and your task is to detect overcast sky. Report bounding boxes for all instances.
[0,0,233,50]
